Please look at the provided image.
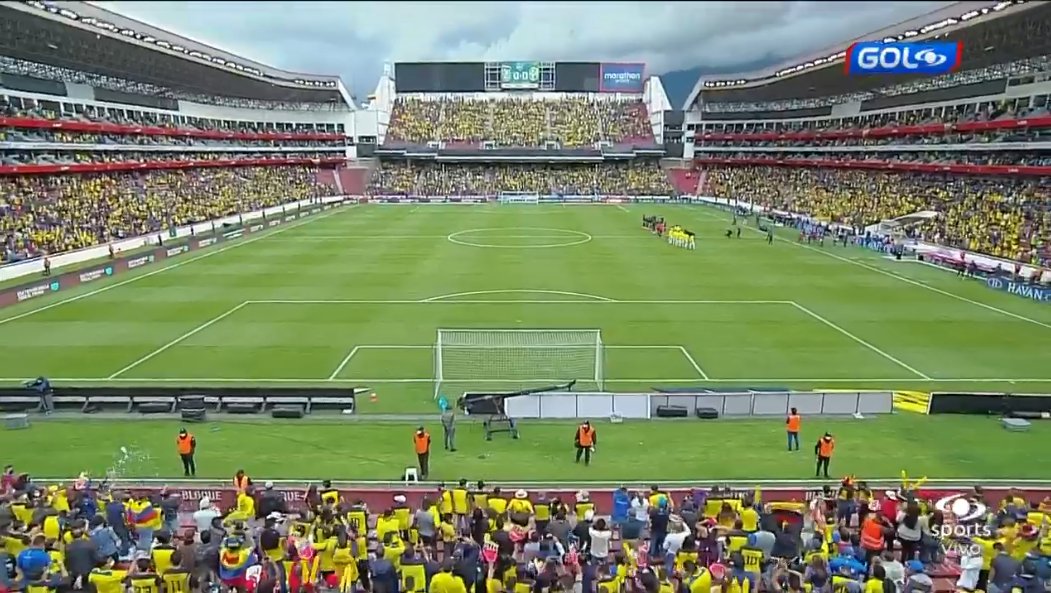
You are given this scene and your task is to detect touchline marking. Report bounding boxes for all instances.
[328,346,360,381]
[0,205,352,327]
[790,302,932,380]
[690,205,1051,331]
[107,302,250,379]
[246,298,792,305]
[678,346,710,380]
[272,235,651,240]
[10,377,1051,384]
[616,205,630,213]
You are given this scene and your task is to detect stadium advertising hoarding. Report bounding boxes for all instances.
[501,61,541,89]
[600,63,645,92]
[0,202,343,310]
[985,276,1051,302]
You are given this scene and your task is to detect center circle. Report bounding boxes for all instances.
[447,227,593,249]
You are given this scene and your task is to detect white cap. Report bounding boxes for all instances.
[265,481,274,489]
[394,495,407,504]
[199,497,211,509]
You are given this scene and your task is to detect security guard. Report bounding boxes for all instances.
[786,408,802,451]
[413,427,431,479]
[176,428,196,477]
[233,469,251,493]
[574,420,597,466]
[814,432,835,478]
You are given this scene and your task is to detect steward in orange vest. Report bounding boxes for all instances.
[786,407,801,452]
[814,433,834,479]
[233,469,252,493]
[413,427,431,479]
[574,421,597,466]
[176,428,196,477]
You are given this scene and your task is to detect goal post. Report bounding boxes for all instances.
[434,329,604,398]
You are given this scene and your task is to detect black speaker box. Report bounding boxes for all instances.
[139,402,172,414]
[227,403,261,414]
[272,406,304,419]
[181,408,206,422]
[178,395,206,410]
[695,407,719,419]
[656,405,688,418]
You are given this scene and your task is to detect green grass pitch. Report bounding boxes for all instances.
[1,203,1050,481]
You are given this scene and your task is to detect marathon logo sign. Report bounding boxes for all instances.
[78,266,113,284]
[127,255,154,269]
[249,224,264,233]
[985,276,1051,302]
[198,238,217,248]
[600,63,645,93]
[222,230,243,240]
[16,281,60,302]
[268,220,281,228]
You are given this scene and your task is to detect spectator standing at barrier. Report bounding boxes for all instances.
[575,421,596,466]
[25,376,53,415]
[414,427,431,479]
[440,400,457,452]
[787,408,802,451]
[815,432,835,478]
[176,428,196,477]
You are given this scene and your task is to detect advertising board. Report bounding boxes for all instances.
[600,63,645,92]
[985,276,1051,302]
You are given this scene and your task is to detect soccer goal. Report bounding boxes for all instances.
[434,329,604,398]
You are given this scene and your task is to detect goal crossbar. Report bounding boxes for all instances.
[434,328,604,398]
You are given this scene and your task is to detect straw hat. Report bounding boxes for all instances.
[514,489,528,499]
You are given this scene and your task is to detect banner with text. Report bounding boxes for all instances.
[985,276,1051,302]
[600,63,646,93]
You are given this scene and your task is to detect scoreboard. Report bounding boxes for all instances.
[500,61,540,89]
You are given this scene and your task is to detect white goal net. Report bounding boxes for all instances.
[434,329,604,398]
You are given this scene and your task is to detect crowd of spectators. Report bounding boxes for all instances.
[705,166,1050,265]
[0,150,337,167]
[386,97,653,147]
[1,127,345,149]
[0,166,327,261]
[1,96,344,141]
[696,151,1051,167]
[0,57,348,112]
[701,55,1051,113]
[3,469,1049,593]
[369,162,673,197]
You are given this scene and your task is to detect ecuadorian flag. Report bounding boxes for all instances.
[219,546,257,580]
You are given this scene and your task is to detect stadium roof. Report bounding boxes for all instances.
[683,0,1046,110]
[0,0,354,106]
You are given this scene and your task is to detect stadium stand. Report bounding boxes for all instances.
[685,1,1051,267]
[0,1,368,264]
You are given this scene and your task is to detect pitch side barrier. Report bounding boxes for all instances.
[928,391,1051,415]
[364,195,679,204]
[504,390,893,419]
[0,197,350,310]
[60,480,1051,515]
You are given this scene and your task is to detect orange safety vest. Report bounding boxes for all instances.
[176,434,194,455]
[414,431,430,454]
[787,415,801,433]
[818,438,834,458]
[234,474,250,492]
[860,518,884,550]
[577,426,595,447]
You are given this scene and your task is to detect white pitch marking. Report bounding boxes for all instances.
[107,301,250,379]
[616,205,630,213]
[678,346,710,380]
[790,302,932,380]
[422,289,615,302]
[0,205,352,327]
[690,205,1051,331]
[328,346,360,381]
[247,298,791,304]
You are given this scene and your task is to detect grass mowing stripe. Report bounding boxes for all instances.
[789,302,933,380]
[0,204,354,327]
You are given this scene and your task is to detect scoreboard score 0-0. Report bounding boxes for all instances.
[500,61,540,89]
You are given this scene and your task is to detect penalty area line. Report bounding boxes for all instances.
[328,346,360,381]
[8,377,1051,384]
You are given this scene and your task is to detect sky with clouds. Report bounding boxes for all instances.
[93,1,951,95]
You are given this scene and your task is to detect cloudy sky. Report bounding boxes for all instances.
[94,1,950,95]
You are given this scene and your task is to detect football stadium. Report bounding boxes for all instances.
[1,2,1051,593]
